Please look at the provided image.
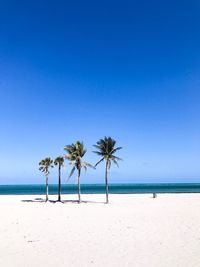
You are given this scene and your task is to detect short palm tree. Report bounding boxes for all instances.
[93,137,122,203]
[54,156,65,202]
[64,141,93,203]
[39,157,54,202]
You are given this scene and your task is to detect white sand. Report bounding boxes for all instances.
[0,193,200,267]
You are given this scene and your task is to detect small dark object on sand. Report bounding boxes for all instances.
[153,193,157,198]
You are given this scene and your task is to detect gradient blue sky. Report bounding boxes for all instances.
[0,0,200,184]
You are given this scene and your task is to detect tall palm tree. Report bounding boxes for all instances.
[39,157,54,202]
[93,137,122,203]
[54,156,65,202]
[64,141,93,203]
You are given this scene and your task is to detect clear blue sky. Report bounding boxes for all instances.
[0,0,200,184]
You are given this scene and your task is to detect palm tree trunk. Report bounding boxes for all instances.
[77,169,81,203]
[58,165,61,202]
[105,160,109,203]
[46,174,49,202]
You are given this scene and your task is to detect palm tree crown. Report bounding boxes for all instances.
[54,156,64,167]
[39,157,54,174]
[64,141,93,178]
[93,137,122,168]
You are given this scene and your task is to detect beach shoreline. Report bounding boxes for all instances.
[0,193,199,267]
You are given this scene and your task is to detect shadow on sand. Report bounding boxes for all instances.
[21,198,106,204]
[62,200,106,204]
[21,198,45,203]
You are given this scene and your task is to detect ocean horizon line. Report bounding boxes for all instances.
[1,182,200,186]
[1,183,200,195]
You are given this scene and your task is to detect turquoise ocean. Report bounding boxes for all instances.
[0,183,200,195]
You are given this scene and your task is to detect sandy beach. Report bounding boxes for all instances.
[0,193,200,267]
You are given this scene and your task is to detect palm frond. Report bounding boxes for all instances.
[111,147,122,154]
[83,162,95,169]
[82,164,87,172]
[95,157,104,167]
[68,166,76,181]
[112,158,119,167]
[111,155,122,161]
[93,150,106,156]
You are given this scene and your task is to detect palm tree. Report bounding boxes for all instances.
[39,157,54,202]
[93,137,122,203]
[54,156,65,202]
[64,141,93,203]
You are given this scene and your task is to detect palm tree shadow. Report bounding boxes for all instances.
[49,200,68,204]
[82,200,106,204]
[21,198,45,203]
[61,199,105,204]
[62,199,105,204]
[61,200,82,204]
[21,198,105,204]
[21,198,65,203]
